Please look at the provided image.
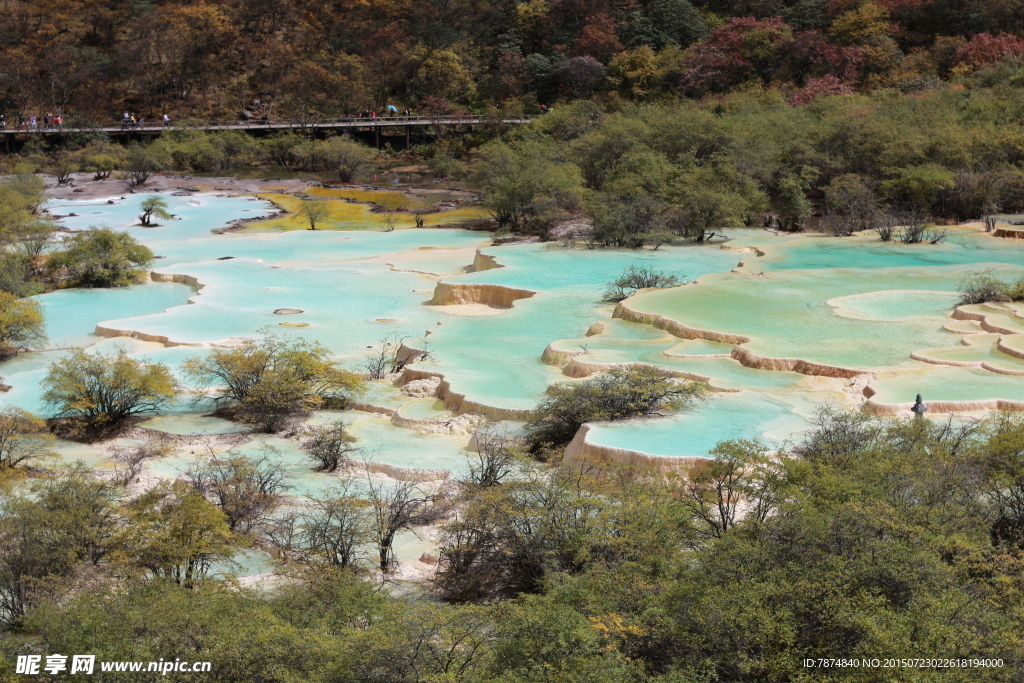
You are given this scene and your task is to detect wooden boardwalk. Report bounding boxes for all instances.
[0,116,530,136]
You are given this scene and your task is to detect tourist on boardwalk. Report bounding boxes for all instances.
[29,115,37,131]
[163,113,170,127]
[55,114,62,130]
[122,111,130,129]
[0,114,5,130]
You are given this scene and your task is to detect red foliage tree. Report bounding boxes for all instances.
[681,17,794,95]
[556,56,606,97]
[419,95,456,119]
[496,51,527,100]
[954,32,1024,70]
[789,75,855,106]
[362,23,416,106]
[572,13,623,63]
[788,30,864,84]
[680,47,750,96]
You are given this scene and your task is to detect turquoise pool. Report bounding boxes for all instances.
[5,194,1024,467]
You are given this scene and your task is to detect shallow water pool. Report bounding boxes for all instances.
[7,195,1024,471]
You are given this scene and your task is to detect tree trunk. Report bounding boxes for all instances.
[379,532,394,570]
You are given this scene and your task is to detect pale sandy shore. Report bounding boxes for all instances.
[43,172,313,201]
[42,172,484,204]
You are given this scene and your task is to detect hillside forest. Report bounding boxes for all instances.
[4,0,1024,121]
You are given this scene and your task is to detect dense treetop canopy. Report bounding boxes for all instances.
[3,0,1024,119]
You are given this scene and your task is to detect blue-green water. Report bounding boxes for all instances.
[7,196,1024,464]
[39,282,195,347]
[740,229,1024,272]
[412,243,743,409]
[587,391,811,457]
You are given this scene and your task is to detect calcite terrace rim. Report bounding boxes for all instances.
[612,296,866,379]
[73,221,1024,466]
[564,423,712,472]
[861,384,1024,416]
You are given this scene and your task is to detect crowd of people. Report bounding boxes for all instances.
[0,113,63,131]
[119,112,173,129]
[343,108,411,119]
[120,111,143,129]
[0,103,508,132]
[0,110,174,132]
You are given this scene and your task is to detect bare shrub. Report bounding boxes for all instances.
[263,510,302,560]
[296,481,371,569]
[366,478,438,571]
[896,213,931,244]
[110,439,169,485]
[463,427,523,489]
[362,334,425,379]
[303,420,358,473]
[874,212,898,241]
[185,447,290,533]
[413,200,439,228]
[824,209,858,237]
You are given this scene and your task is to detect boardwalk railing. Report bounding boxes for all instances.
[0,115,531,135]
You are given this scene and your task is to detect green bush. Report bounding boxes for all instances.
[603,264,685,302]
[525,365,704,449]
[150,130,261,172]
[957,269,1024,305]
[0,406,55,469]
[182,334,364,431]
[427,153,467,179]
[475,140,584,233]
[318,136,373,182]
[42,349,177,431]
[0,291,45,358]
[47,228,154,288]
[260,132,306,166]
